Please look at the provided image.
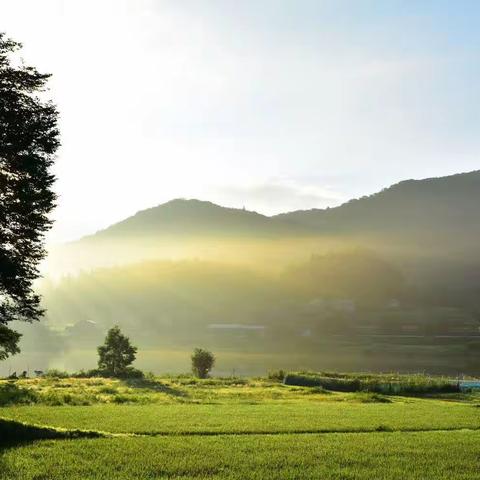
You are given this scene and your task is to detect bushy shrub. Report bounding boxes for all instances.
[40,391,93,406]
[73,367,144,379]
[201,377,248,386]
[283,372,459,395]
[191,348,215,379]
[284,373,361,391]
[98,386,119,394]
[144,371,156,382]
[111,394,135,404]
[113,367,144,379]
[267,370,286,382]
[0,382,39,406]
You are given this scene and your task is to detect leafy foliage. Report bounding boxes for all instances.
[0,381,38,405]
[191,348,215,378]
[97,326,137,377]
[0,33,58,359]
[284,371,460,394]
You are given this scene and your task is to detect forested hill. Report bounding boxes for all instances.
[275,170,480,240]
[47,170,480,278]
[80,199,311,241]
[77,170,480,244]
[47,199,315,274]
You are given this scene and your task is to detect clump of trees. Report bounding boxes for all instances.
[191,348,215,378]
[97,326,138,377]
[0,33,59,360]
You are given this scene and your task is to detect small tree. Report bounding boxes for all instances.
[191,348,215,379]
[97,326,137,377]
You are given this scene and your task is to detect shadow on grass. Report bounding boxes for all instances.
[123,378,188,398]
[0,417,104,477]
[0,418,105,449]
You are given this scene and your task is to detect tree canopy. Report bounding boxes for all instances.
[0,33,58,360]
[97,326,137,376]
[191,348,215,379]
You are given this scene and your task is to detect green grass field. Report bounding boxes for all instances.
[2,431,480,480]
[1,375,479,479]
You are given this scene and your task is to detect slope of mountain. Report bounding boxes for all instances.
[275,170,480,239]
[78,170,480,244]
[47,199,318,275]
[81,199,310,241]
[47,171,480,281]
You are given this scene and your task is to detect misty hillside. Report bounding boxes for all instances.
[47,199,318,274]
[36,253,479,376]
[47,171,480,280]
[276,170,480,241]
[76,170,480,244]
[36,173,480,375]
[81,199,310,241]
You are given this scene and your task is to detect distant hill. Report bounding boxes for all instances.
[275,170,480,242]
[47,171,480,284]
[47,199,316,274]
[81,199,310,240]
[77,170,480,243]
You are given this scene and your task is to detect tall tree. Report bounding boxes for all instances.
[0,33,58,360]
[97,326,138,376]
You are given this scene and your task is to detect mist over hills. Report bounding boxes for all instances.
[69,169,480,243]
[48,170,480,280]
[84,199,311,240]
[45,168,480,314]
[11,170,480,376]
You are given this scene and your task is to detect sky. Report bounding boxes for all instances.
[2,0,480,243]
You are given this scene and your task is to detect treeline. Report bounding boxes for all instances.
[37,249,480,341]
[39,250,407,330]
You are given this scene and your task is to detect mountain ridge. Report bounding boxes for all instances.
[274,170,480,235]
[72,169,480,244]
[77,198,314,244]
[47,170,480,279]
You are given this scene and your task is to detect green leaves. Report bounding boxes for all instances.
[97,326,138,376]
[191,348,215,379]
[0,33,58,357]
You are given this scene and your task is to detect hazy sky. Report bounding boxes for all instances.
[2,0,480,242]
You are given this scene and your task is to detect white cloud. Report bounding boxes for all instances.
[210,182,343,215]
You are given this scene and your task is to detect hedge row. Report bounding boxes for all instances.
[283,373,460,394]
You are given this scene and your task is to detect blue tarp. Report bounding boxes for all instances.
[459,381,480,390]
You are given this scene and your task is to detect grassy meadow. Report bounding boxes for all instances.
[1,374,480,479]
